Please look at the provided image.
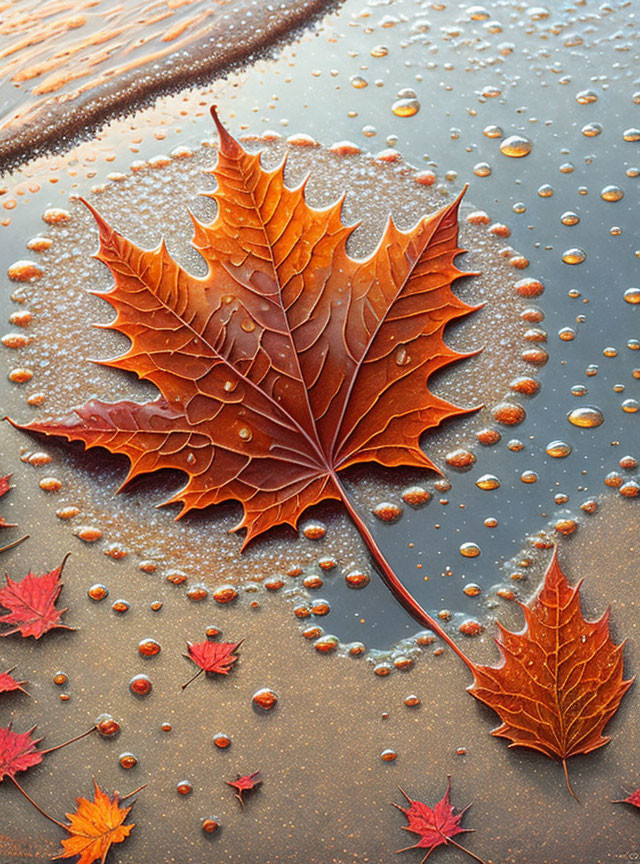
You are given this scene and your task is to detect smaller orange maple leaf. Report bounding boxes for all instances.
[468,546,634,798]
[55,779,140,864]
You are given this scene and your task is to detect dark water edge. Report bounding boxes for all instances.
[0,0,342,172]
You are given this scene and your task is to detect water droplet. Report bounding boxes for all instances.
[445,448,476,470]
[463,583,481,596]
[213,585,237,604]
[95,714,120,737]
[459,542,481,558]
[622,399,639,414]
[520,470,538,484]
[350,75,368,89]
[302,521,326,540]
[392,98,420,117]
[546,441,572,458]
[562,248,586,265]
[499,135,532,158]
[119,752,137,770]
[372,502,402,522]
[112,600,130,614]
[213,733,231,749]
[252,688,278,711]
[568,406,604,428]
[8,260,43,282]
[581,122,602,137]
[561,211,580,226]
[129,674,152,696]
[88,584,108,601]
[345,570,370,589]
[380,749,398,762]
[601,185,623,202]
[138,638,161,657]
[576,89,598,105]
[238,426,252,441]
[176,780,193,796]
[401,486,431,506]
[201,818,219,833]
[492,402,526,426]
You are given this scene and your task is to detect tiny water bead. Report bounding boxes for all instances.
[622,399,639,414]
[562,248,586,265]
[404,695,421,708]
[520,470,538,484]
[560,211,580,226]
[53,671,68,686]
[187,585,209,602]
[372,502,402,522]
[8,260,43,282]
[459,542,481,558]
[95,714,120,737]
[119,752,137,770]
[88,584,109,601]
[624,288,640,306]
[391,97,420,117]
[568,406,605,428]
[499,135,532,158]
[546,441,572,458]
[213,733,231,749]
[212,585,238,604]
[302,521,326,540]
[401,486,431,506]
[492,402,526,426]
[138,638,161,657]
[112,599,130,614]
[380,749,398,762]
[345,569,370,589]
[252,688,278,711]
[129,674,152,697]
[201,818,219,834]
[177,781,193,796]
[445,448,476,470]
[601,185,623,202]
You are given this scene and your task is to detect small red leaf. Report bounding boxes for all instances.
[182,639,241,688]
[226,771,261,807]
[393,777,486,864]
[0,668,28,696]
[0,724,43,782]
[0,553,75,639]
[0,475,12,499]
[613,788,640,808]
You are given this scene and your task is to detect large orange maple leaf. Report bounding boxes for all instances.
[11,107,476,547]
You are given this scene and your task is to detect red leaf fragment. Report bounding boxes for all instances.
[613,787,640,808]
[182,639,242,688]
[0,668,28,696]
[393,777,486,864]
[226,771,261,807]
[0,552,75,639]
[0,724,43,782]
[0,475,12,499]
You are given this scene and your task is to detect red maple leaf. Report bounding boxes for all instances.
[393,777,486,864]
[226,771,261,807]
[613,787,640,808]
[0,475,11,499]
[182,639,242,689]
[0,553,75,639]
[0,668,28,696]
[0,725,43,782]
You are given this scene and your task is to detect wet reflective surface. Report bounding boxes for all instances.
[1,0,639,862]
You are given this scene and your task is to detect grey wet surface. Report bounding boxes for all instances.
[1,0,639,862]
